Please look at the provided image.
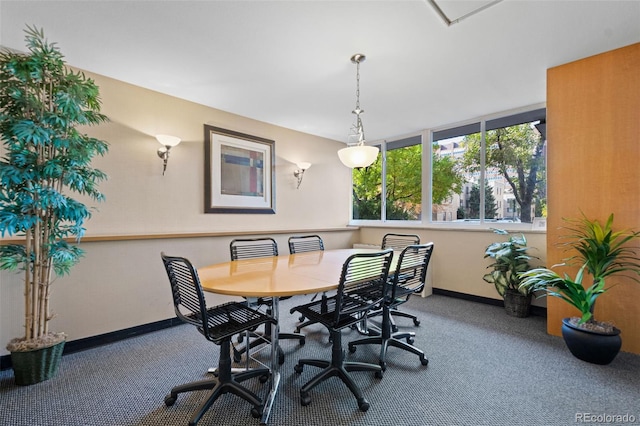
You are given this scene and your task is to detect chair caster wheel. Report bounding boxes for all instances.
[295,327,302,333]
[164,394,177,406]
[357,398,370,412]
[259,373,270,383]
[348,344,356,353]
[391,325,399,332]
[299,337,306,346]
[421,358,429,366]
[375,370,383,379]
[237,334,244,343]
[300,392,311,406]
[299,315,305,322]
[413,319,421,326]
[294,363,304,374]
[407,337,414,345]
[251,405,263,418]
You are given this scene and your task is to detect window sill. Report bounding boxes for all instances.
[349,220,546,233]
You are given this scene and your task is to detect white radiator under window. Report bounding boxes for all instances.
[352,243,380,249]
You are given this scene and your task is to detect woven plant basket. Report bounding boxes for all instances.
[10,340,65,386]
[504,290,532,318]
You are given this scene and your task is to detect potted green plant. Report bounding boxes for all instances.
[0,26,109,384]
[520,213,640,365]
[483,229,537,317]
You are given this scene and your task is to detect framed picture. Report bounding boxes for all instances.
[204,125,276,214]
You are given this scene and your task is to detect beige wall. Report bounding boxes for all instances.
[358,227,547,303]
[76,71,353,235]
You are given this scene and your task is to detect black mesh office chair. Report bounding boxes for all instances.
[160,253,274,425]
[287,235,327,333]
[230,237,280,261]
[377,233,422,331]
[290,250,394,412]
[287,234,324,254]
[348,243,434,371]
[381,233,420,251]
[230,238,305,365]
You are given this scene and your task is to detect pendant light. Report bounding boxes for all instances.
[337,53,379,168]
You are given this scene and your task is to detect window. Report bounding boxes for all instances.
[350,106,547,226]
[352,136,422,221]
[432,124,480,222]
[385,136,422,220]
[437,108,546,224]
[483,110,547,223]
[351,144,382,220]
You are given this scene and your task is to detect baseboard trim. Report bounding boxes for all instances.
[432,288,547,317]
[1,317,183,371]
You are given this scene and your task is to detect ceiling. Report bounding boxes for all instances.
[1,1,639,143]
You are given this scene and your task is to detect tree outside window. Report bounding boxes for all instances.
[352,155,382,220]
[461,121,546,223]
[467,181,498,219]
[352,137,464,221]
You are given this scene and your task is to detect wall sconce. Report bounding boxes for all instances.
[156,134,181,175]
[293,162,311,189]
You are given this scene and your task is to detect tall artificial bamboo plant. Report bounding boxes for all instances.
[0,26,109,352]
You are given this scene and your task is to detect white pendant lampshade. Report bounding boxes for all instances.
[337,145,379,168]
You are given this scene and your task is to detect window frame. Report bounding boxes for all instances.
[349,103,547,231]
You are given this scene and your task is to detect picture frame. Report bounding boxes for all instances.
[204,125,276,214]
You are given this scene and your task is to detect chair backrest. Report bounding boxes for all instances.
[334,250,394,325]
[230,237,278,260]
[288,234,324,254]
[161,252,274,343]
[160,252,211,338]
[390,243,435,300]
[381,233,421,251]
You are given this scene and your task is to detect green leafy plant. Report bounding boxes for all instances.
[520,213,640,326]
[483,229,536,297]
[0,26,109,351]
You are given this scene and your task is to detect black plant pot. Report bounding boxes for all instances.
[503,289,531,318]
[561,318,621,365]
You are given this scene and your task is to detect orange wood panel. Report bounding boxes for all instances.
[547,43,640,354]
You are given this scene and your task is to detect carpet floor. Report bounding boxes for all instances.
[1,294,639,426]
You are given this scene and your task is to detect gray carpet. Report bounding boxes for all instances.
[1,295,639,426]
